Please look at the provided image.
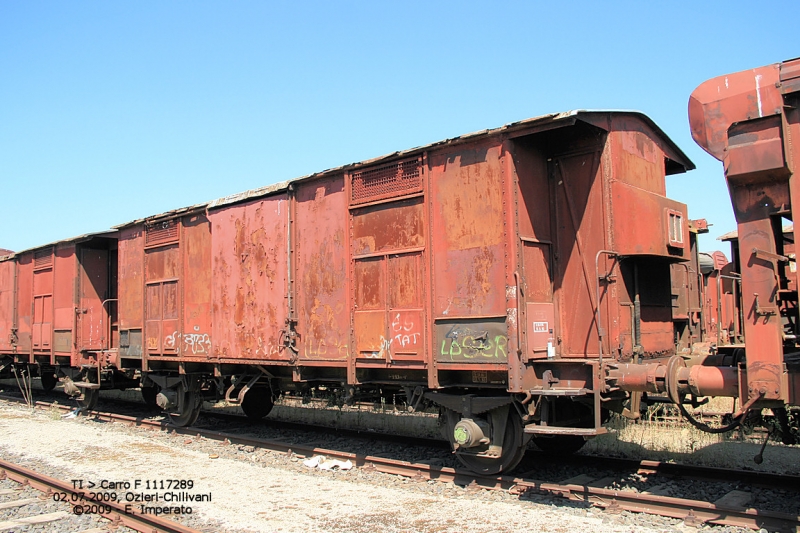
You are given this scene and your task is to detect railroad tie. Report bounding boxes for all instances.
[713,490,753,508]
[0,511,70,531]
[559,474,595,485]
[0,497,40,510]
[642,483,670,496]
[559,474,615,488]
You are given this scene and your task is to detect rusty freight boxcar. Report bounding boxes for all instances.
[14,108,765,475]
[91,109,694,474]
[5,61,800,475]
[0,232,125,405]
[113,205,212,425]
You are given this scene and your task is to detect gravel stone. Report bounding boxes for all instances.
[0,400,721,533]
[0,476,137,533]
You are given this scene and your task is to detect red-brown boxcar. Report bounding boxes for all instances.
[112,205,212,424]
[0,232,120,403]
[5,63,799,472]
[125,109,693,473]
[17,110,736,474]
[2,110,704,473]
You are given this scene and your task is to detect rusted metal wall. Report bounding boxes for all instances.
[144,242,181,356]
[15,254,32,357]
[0,240,114,365]
[78,247,110,352]
[0,259,16,353]
[551,141,608,359]
[509,117,690,366]
[606,120,692,255]
[134,216,212,361]
[30,249,54,355]
[295,176,349,362]
[210,195,288,361]
[429,143,508,366]
[53,246,76,356]
[340,157,430,379]
[31,247,60,356]
[181,214,212,358]
[118,225,144,359]
[84,112,695,393]
[351,196,426,362]
[509,137,554,362]
[610,180,689,256]
[607,124,690,357]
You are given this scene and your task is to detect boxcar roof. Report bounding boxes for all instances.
[113,203,209,229]
[11,111,693,256]
[113,110,694,224]
[0,229,118,261]
[207,109,694,210]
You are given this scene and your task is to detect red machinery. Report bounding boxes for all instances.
[612,58,800,448]
[691,58,800,430]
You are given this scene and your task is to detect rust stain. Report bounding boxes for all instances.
[456,246,494,311]
[352,199,424,255]
[234,286,245,326]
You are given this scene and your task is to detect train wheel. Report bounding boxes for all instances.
[241,387,274,420]
[141,385,160,408]
[454,412,526,475]
[76,372,99,411]
[531,435,586,455]
[77,387,99,411]
[166,386,202,427]
[40,371,58,392]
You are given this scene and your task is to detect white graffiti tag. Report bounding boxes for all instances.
[163,331,212,355]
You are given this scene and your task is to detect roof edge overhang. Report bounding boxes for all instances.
[573,111,695,174]
[3,230,118,260]
[112,203,208,230]
[207,109,694,210]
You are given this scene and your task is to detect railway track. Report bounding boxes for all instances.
[0,457,201,533]
[4,394,799,532]
[187,405,800,493]
[3,388,793,492]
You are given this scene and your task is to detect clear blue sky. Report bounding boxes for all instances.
[1,1,796,255]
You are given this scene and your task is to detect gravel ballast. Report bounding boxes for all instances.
[0,401,734,533]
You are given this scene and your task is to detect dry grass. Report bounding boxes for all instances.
[581,399,800,474]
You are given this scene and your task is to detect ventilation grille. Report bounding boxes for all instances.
[145,219,180,248]
[351,159,422,205]
[33,248,53,269]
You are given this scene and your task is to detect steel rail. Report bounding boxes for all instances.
[13,392,792,491]
[559,454,800,493]
[197,407,800,491]
[0,458,202,533]
[4,395,800,531]
[511,481,800,532]
[170,418,800,532]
